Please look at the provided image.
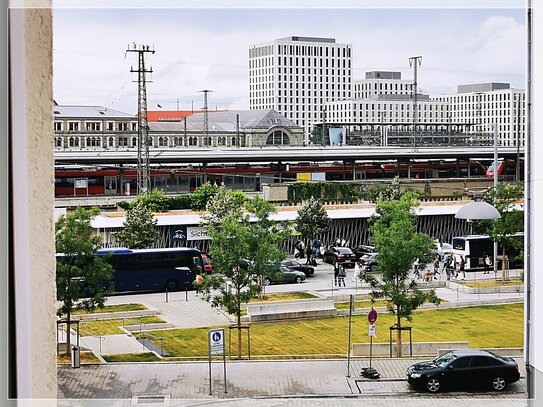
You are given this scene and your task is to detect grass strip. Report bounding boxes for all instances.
[79,316,166,336]
[146,303,523,358]
[69,303,148,315]
[57,352,101,364]
[249,292,318,302]
[459,278,523,289]
[103,353,160,363]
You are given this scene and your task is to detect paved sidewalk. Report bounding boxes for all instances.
[57,358,527,402]
[104,290,233,328]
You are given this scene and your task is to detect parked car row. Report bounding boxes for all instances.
[322,246,357,268]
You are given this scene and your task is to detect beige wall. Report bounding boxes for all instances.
[10,5,57,399]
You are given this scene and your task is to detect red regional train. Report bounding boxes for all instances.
[55,159,516,197]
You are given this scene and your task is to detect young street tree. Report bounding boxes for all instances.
[478,182,524,280]
[296,196,331,245]
[56,207,114,355]
[361,192,440,357]
[198,187,290,359]
[115,200,159,249]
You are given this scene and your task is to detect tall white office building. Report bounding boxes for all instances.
[249,36,352,143]
[432,83,526,147]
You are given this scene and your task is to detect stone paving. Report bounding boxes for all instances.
[57,358,527,403]
[104,290,233,328]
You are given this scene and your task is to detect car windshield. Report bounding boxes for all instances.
[433,352,457,367]
[337,248,353,254]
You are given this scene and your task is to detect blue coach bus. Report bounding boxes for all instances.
[96,247,205,293]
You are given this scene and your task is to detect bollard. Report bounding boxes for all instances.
[71,346,80,368]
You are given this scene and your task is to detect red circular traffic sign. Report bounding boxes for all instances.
[368,308,378,324]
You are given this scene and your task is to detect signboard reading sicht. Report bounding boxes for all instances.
[208,328,225,355]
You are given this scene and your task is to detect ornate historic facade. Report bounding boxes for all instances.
[53,105,304,150]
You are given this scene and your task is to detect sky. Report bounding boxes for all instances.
[52,2,526,114]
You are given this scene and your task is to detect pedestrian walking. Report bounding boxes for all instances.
[484,253,492,274]
[305,245,313,265]
[334,262,340,286]
[413,258,421,279]
[337,264,346,287]
[433,254,441,279]
[353,261,360,282]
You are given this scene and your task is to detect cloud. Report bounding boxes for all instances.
[53,8,526,113]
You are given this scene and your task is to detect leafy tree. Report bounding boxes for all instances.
[118,189,171,212]
[114,200,159,249]
[198,187,290,359]
[361,192,440,357]
[55,207,114,355]
[190,182,222,210]
[475,182,524,279]
[364,178,407,202]
[296,196,330,245]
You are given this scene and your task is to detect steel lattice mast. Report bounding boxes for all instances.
[199,90,213,146]
[409,56,422,148]
[126,44,155,195]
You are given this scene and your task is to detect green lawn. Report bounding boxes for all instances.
[459,278,523,289]
[150,303,523,358]
[57,351,101,364]
[69,303,148,315]
[249,292,318,302]
[79,316,166,336]
[335,299,447,310]
[103,353,161,363]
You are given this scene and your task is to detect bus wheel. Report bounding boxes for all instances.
[165,279,179,291]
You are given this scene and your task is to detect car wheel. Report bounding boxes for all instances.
[370,264,377,272]
[295,276,302,283]
[492,376,506,391]
[426,378,441,393]
[165,279,179,291]
[308,268,314,276]
[263,277,271,286]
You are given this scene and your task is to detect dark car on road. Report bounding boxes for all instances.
[256,265,306,286]
[406,349,520,393]
[323,246,357,268]
[352,244,377,260]
[361,253,379,272]
[281,260,315,276]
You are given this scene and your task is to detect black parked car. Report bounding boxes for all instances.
[281,260,315,276]
[352,244,377,260]
[323,246,357,268]
[406,349,520,393]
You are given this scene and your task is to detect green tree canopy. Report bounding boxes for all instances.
[198,187,290,358]
[114,200,159,249]
[55,207,114,354]
[474,182,524,278]
[295,196,331,242]
[361,192,440,356]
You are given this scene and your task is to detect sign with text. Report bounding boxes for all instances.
[74,178,88,188]
[368,324,376,337]
[208,329,225,355]
[170,226,211,241]
[187,226,211,241]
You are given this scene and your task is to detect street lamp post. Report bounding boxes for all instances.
[493,124,499,275]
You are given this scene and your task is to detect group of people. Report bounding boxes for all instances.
[333,259,365,287]
[294,239,323,266]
